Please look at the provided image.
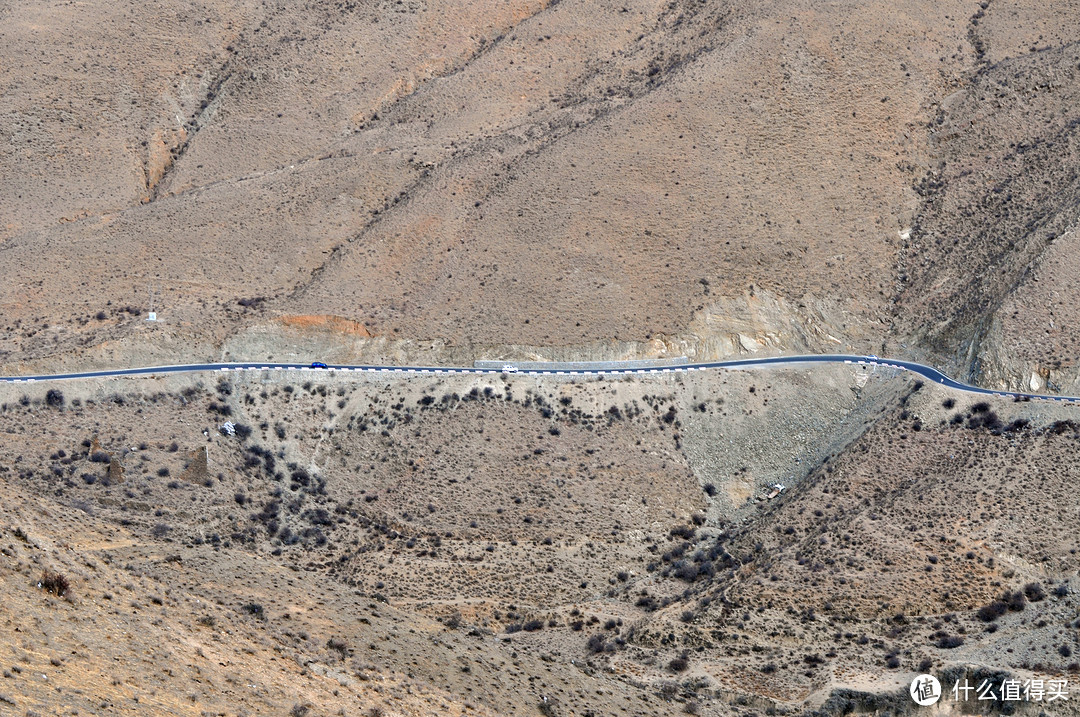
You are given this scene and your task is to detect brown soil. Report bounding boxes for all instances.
[1,0,1078,392]
[279,315,373,337]
[0,367,1077,714]
[4,1,1080,715]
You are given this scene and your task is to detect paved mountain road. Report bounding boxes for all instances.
[0,355,1076,403]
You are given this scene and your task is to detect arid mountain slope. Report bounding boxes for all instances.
[3,0,1078,389]
[0,366,1077,714]
[895,42,1080,384]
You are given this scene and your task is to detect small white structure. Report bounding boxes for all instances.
[765,483,786,500]
[220,421,236,436]
[145,285,161,321]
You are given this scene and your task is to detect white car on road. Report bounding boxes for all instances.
[502,364,518,373]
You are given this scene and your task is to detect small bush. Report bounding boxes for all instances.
[672,561,699,582]
[668,655,689,672]
[1003,590,1026,611]
[241,603,265,618]
[208,402,232,416]
[45,389,64,408]
[586,634,606,653]
[89,451,110,463]
[937,635,964,649]
[1023,582,1046,602]
[976,600,1008,622]
[39,571,69,597]
[967,410,1003,432]
[670,524,695,540]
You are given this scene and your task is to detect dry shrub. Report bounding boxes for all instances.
[39,571,69,597]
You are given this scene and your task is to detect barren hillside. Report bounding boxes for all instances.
[0,367,1077,714]
[1,0,1078,389]
[4,0,1080,715]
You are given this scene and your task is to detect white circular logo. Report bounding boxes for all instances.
[910,674,942,706]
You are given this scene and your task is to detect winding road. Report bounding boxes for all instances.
[1,354,1076,403]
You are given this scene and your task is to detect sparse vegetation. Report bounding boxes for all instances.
[0,361,1075,714]
[1023,582,1046,602]
[39,571,69,597]
[2,0,1080,713]
[977,600,1008,622]
[668,654,689,673]
[241,603,265,619]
